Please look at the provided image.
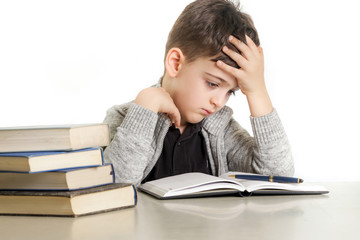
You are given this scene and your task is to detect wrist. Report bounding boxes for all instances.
[134,90,160,114]
[246,88,273,117]
[134,99,159,114]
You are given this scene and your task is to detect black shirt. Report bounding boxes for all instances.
[142,122,212,183]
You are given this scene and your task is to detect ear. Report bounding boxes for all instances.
[165,48,185,78]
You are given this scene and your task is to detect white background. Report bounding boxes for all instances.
[1,0,359,182]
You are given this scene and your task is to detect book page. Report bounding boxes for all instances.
[140,173,245,198]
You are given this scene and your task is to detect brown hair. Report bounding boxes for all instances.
[165,0,260,69]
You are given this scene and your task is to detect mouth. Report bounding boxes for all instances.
[201,108,213,116]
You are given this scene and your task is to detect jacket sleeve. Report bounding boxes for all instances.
[224,109,294,176]
[103,102,160,185]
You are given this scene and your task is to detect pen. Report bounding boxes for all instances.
[228,174,304,183]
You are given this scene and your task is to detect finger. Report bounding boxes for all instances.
[257,46,264,56]
[172,112,181,128]
[229,35,253,60]
[167,107,181,128]
[245,35,259,53]
[222,46,247,68]
[216,60,245,80]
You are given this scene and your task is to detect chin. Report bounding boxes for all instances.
[185,115,205,124]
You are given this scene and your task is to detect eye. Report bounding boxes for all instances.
[206,81,219,88]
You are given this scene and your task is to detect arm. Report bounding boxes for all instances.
[103,102,160,185]
[104,87,180,185]
[217,35,273,117]
[224,110,294,176]
[217,35,294,176]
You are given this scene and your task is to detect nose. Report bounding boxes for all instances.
[210,93,227,109]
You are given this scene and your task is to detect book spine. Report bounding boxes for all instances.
[100,147,105,165]
[132,185,138,206]
[108,163,116,184]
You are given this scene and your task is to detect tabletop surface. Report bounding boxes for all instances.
[0,182,359,240]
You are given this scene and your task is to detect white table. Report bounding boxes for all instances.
[0,182,358,240]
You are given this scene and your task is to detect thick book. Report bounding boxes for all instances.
[138,172,329,199]
[0,164,115,191]
[0,148,104,172]
[0,123,109,152]
[0,183,137,217]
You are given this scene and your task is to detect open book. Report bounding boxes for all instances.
[138,172,329,199]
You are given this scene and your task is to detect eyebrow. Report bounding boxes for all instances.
[205,72,226,83]
[205,72,239,90]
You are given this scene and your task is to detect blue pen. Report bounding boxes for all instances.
[229,174,304,183]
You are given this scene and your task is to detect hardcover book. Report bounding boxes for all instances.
[0,123,109,152]
[0,148,104,172]
[138,172,329,199]
[0,183,137,217]
[0,164,115,191]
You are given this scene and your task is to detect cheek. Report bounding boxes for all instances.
[185,82,207,104]
[176,88,201,108]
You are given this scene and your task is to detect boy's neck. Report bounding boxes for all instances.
[178,124,187,134]
[161,74,172,92]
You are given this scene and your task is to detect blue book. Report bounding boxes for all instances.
[0,148,104,173]
[0,164,115,191]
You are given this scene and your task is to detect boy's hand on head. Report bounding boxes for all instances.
[216,35,273,117]
[218,35,265,96]
[134,87,181,127]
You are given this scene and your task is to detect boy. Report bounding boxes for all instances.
[103,0,294,186]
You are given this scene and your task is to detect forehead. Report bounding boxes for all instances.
[187,56,237,88]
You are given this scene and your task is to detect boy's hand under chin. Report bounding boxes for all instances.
[134,87,181,127]
[216,35,273,117]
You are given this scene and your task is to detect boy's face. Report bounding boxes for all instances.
[170,56,239,126]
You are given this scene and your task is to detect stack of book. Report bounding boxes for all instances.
[0,124,137,217]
